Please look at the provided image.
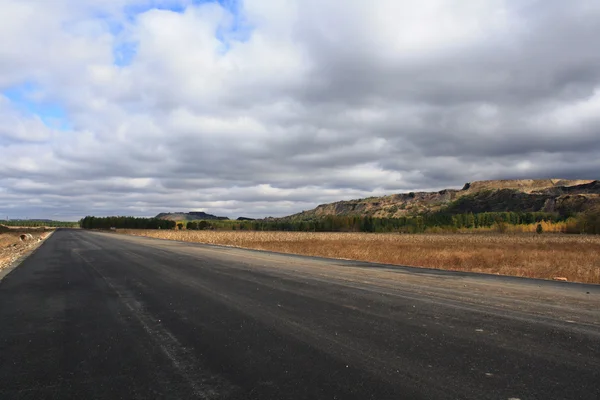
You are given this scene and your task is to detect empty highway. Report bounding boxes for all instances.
[1,229,599,399]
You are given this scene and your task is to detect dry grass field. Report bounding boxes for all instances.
[116,230,600,284]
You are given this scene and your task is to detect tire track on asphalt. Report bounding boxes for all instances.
[72,248,238,399]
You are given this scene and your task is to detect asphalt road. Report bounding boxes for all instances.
[1,230,599,399]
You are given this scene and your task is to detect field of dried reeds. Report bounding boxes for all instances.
[431,220,572,234]
[117,230,600,284]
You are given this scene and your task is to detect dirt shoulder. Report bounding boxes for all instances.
[0,227,54,278]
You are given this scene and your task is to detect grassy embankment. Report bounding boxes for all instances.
[117,230,600,284]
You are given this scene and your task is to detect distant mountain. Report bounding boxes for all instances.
[284,179,600,220]
[155,211,229,221]
[236,217,255,221]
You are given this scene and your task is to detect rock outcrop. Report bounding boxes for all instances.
[285,179,600,220]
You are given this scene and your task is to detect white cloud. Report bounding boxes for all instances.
[0,96,55,142]
[0,0,599,220]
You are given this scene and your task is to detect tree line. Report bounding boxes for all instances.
[79,216,176,230]
[0,220,78,228]
[183,211,568,233]
[79,209,600,234]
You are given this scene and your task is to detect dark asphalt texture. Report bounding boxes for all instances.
[1,229,599,399]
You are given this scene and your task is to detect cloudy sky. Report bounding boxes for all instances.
[1,0,599,220]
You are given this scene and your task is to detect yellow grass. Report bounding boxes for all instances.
[507,220,571,233]
[424,220,572,234]
[117,230,600,284]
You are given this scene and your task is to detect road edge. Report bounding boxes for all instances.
[0,230,55,282]
[101,230,600,291]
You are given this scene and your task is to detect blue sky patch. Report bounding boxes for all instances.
[3,83,71,131]
[113,41,139,67]
[113,0,251,64]
[123,0,231,20]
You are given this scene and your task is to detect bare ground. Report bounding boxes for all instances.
[0,229,53,273]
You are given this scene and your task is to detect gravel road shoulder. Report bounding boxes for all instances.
[0,229,54,281]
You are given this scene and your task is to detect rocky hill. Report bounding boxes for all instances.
[155,211,229,221]
[286,179,600,220]
[461,179,594,193]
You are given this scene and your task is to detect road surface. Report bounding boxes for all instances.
[1,229,599,399]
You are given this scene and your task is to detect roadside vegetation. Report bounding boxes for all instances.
[0,220,78,228]
[79,216,175,230]
[81,209,600,234]
[115,230,600,284]
[81,209,600,283]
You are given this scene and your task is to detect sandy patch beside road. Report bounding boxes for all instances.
[0,229,53,273]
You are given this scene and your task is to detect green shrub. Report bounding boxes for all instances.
[494,221,508,233]
[578,207,600,234]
